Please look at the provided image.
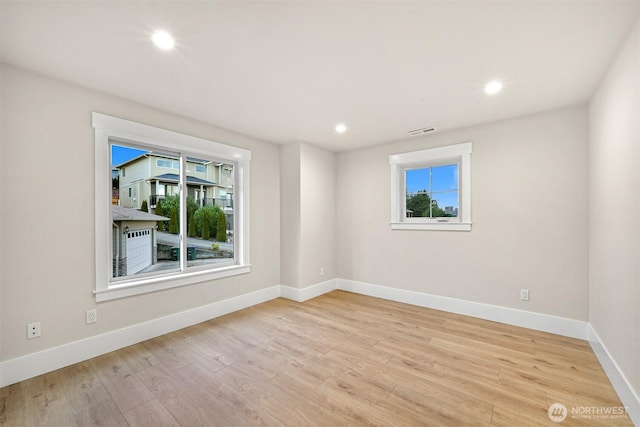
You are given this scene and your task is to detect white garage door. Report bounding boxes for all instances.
[126,229,152,275]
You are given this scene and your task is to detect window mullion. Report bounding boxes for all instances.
[179,154,187,272]
[429,167,433,218]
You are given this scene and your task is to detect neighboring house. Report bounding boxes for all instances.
[115,152,234,213]
[112,206,169,276]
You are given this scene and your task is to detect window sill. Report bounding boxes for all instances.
[390,222,472,232]
[95,264,251,302]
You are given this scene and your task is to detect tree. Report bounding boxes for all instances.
[188,211,196,237]
[159,195,180,234]
[186,197,199,220]
[140,200,148,212]
[168,205,179,234]
[431,204,446,217]
[406,190,448,218]
[155,198,165,231]
[160,195,179,216]
[194,205,218,239]
[406,190,431,217]
[216,212,227,241]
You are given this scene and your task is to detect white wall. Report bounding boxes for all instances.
[280,142,337,289]
[337,106,589,320]
[0,64,281,361]
[588,17,640,401]
[300,143,336,287]
[0,74,4,365]
[280,143,301,287]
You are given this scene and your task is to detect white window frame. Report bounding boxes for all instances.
[390,142,472,231]
[93,113,251,302]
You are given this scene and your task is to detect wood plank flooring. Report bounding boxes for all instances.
[0,291,632,426]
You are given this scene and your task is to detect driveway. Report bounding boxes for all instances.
[156,231,233,251]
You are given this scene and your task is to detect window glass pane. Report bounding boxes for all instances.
[431,164,458,192]
[405,167,430,195]
[111,143,180,280]
[405,167,430,218]
[431,192,458,217]
[431,164,458,218]
[405,191,431,218]
[186,160,235,269]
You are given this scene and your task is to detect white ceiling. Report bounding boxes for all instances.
[1,1,638,152]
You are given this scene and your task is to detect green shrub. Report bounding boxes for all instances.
[140,200,148,212]
[169,205,179,234]
[158,195,180,234]
[161,195,179,216]
[194,205,217,240]
[187,196,199,218]
[216,212,227,241]
[155,199,165,231]
[188,211,196,237]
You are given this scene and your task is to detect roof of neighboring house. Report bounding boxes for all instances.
[113,153,147,169]
[113,151,220,169]
[153,173,216,185]
[112,205,169,221]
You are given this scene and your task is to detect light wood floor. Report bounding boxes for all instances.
[0,291,631,426]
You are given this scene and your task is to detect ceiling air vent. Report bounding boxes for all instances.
[408,127,437,136]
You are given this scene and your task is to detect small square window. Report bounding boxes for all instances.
[390,142,472,231]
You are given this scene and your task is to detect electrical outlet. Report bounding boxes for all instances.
[320,267,325,277]
[520,289,530,301]
[86,309,97,324]
[27,322,41,339]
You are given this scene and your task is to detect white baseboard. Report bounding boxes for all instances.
[0,285,281,388]
[280,279,338,302]
[588,325,640,426]
[336,279,589,339]
[279,278,589,339]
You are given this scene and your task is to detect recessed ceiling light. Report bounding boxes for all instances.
[335,123,347,134]
[152,31,175,50]
[484,80,503,95]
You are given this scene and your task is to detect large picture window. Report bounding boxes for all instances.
[390,142,471,231]
[94,113,251,301]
